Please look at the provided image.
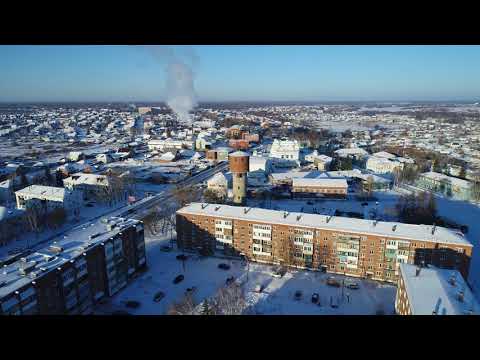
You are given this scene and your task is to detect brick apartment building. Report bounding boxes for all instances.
[0,217,146,315]
[395,263,478,315]
[176,203,473,284]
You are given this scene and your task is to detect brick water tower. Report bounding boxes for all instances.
[229,151,250,205]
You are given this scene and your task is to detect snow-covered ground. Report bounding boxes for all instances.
[94,233,396,315]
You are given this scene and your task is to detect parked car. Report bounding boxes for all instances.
[185,286,197,295]
[330,297,339,308]
[226,276,235,285]
[306,200,314,205]
[125,300,140,309]
[176,254,188,261]
[153,291,165,302]
[255,284,264,293]
[218,263,231,270]
[173,275,185,284]
[311,293,319,304]
[161,246,173,252]
[327,276,341,287]
[294,290,303,300]
[346,281,360,290]
[361,202,369,206]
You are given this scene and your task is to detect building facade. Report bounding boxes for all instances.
[176,204,472,284]
[416,172,472,201]
[0,217,146,315]
[291,178,348,198]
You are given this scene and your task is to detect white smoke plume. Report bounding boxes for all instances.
[144,46,198,124]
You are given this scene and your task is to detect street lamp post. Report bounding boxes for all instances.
[240,252,249,283]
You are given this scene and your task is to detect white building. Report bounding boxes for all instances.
[63,173,111,201]
[15,185,80,213]
[366,156,404,174]
[207,172,228,199]
[269,138,300,166]
[334,147,368,160]
[249,156,272,173]
[147,139,194,151]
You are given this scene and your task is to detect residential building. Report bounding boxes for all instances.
[417,172,472,200]
[63,173,110,202]
[15,185,81,213]
[334,147,368,161]
[269,138,300,166]
[395,263,478,315]
[147,139,194,152]
[0,217,146,315]
[176,203,472,283]
[366,155,404,174]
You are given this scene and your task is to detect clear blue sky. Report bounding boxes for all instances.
[0,45,479,102]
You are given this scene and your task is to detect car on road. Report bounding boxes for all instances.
[361,202,369,206]
[306,201,314,205]
[153,291,165,302]
[326,276,341,287]
[218,263,230,270]
[311,293,319,304]
[294,290,303,300]
[346,281,360,290]
[173,275,185,284]
[176,254,188,261]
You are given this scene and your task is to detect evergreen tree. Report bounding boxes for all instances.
[201,299,214,315]
[20,172,29,188]
[44,167,53,185]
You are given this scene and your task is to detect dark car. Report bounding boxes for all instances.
[185,286,197,295]
[86,203,94,207]
[173,275,185,284]
[346,282,360,290]
[311,293,320,304]
[361,202,369,206]
[218,263,231,270]
[226,276,235,285]
[125,300,140,309]
[176,254,188,261]
[160,246,172,252]
[294,290,303,300]
[153,291,165,302]
[306,201,314,205]
[327,277,341,287]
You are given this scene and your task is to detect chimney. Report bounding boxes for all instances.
[296,215,302,221]
[449,273,457,286]
[431,224,436,235]
[457,291,465,303]
[415,267,421,277]
[215,206,221,211]
[392,225,397,232]
[283,211,289,219]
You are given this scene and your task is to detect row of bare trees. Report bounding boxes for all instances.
[167,282,248,315]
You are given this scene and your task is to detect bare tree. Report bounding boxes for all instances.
[167,292,196,315]
[211,283,247,315]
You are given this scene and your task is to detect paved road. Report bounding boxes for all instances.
[1,161,228,262]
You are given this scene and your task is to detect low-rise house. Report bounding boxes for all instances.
[63,173,111,202]
[417,172,472,200]
[292,178,348,198]
[207,172,228,199]
[366,155,404,174]
[334,147,368,161]
[249,156,272,173]
[15,185,80,214]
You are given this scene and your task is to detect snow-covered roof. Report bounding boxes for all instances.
[0,217,141,300]
[372,151,396,159]
[229,151,249,157]
[399,263,479,315]
[178,203,472,247]
[292,178,348,188]
[15,185,66,201]
[420,172,471,188]
[64,172,109,187]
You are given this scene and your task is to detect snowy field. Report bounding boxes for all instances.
[94,234,396,315]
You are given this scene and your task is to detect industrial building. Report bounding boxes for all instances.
[0,217,146,315]
[176,203,473,284]
[291,178,348,198]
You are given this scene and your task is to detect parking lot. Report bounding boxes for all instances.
[94,234,396,315]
